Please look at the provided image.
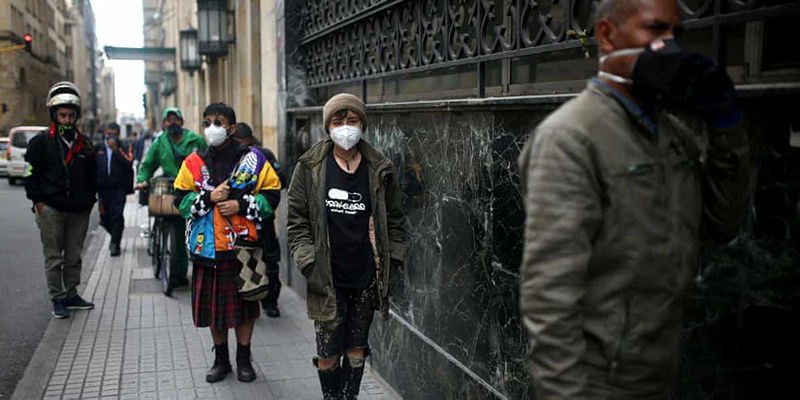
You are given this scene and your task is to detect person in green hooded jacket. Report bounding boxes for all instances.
[135,107,207,286]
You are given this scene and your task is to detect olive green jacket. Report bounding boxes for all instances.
[287,138,406,321]
[518,79,754,400]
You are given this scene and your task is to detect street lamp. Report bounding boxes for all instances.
[160,71,177,97]
[197,0,228,57]
[179,27,201,74]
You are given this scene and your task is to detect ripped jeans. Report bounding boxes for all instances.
[314,280,377,358]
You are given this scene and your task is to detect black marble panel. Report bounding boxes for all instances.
[279,98,800,400]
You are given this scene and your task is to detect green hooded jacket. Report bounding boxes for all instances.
[136,129,207,182]
[287,138,406,321]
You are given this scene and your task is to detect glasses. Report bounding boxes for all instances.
[202,118,225,128]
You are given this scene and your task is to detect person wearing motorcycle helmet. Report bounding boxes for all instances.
[25,81,98,319]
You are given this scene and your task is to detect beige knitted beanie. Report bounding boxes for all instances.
[322,93,367,134]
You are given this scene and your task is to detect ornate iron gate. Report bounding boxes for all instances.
[299,0,800,95]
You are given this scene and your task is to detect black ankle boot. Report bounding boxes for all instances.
[206,343,232,383]
[340,355,366,400]
[236,343,256,382]
[315,357,341,400]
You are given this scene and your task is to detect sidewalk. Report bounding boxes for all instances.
[14,200,399,400]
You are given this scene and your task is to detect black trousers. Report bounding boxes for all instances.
[260,259,282,305]
[98,189,126,246]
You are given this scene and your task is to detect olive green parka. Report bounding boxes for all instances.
[518,79,754,400]
[287,138,406,321]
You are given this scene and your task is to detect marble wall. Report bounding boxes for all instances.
[277,97,800,400]
[279,108,545,399]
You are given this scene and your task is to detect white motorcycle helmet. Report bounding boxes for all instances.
[46,81,81,122]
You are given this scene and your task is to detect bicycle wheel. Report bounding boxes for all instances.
[160,220,179,297]
[150,218,161,278]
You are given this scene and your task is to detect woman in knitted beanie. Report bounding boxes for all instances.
[287,93,406,400]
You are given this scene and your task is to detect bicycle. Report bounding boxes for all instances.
[143,177,182,297]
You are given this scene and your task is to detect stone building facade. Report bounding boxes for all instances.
[142,0,280,154]
[98,65,117,127]
[277,1,800,400]
[0,0,100,137]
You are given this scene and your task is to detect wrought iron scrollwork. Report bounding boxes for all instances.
[299,0,800,87]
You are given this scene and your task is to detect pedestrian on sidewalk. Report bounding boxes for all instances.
[96,123,134,257]
[135,108,207,288]
[232,122,285,318]
[287,94,406,400]
[517,1,755,399]
[24,81,98,319]
[173,103,282,383]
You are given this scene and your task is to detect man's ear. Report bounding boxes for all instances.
[595,19,617,57]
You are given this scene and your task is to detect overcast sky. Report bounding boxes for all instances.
[94,0,145,119]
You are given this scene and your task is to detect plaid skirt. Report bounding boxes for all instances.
[191,260,260,331]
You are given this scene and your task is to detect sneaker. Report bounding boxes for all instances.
[65,295,95,310]
[52,300,69,319]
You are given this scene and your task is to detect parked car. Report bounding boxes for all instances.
[0,138,9,177]
[7,126,46,185]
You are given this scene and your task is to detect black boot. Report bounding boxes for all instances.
[109,242,121,257]
[340,355,366,400]
[315,357,341,400]
[206,343,232,383]
[236,343,256,382]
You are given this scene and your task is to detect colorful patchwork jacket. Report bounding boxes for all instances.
[173,146,281,264]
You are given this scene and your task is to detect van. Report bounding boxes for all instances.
[7,126,46,185]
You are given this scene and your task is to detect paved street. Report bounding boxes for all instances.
[10,197,398,400]
[0,181,99,398]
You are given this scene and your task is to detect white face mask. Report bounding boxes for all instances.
[205,125,228,147]
[330,125,361,151]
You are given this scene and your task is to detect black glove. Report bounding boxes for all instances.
[672,55,738,126]
[631,38,738,126]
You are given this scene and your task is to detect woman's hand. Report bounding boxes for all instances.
[217,199,240,217]
[210,179,230,203]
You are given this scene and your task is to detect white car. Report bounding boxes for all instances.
[7,126,46,185]
[0,138,9,177]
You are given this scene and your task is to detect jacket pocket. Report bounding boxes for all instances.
[302,261,327,295]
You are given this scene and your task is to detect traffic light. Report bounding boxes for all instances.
[23,33,32,53]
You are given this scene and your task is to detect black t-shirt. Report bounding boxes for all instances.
[325,151,375,288]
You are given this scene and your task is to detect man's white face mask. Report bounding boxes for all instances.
[205,125,228,147]
[330,125,361,151]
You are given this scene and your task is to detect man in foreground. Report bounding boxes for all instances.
[518,1,754,399]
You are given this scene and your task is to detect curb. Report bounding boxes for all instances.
[10,210,104,400]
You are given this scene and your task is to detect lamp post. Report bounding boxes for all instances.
[160,71,177,97]
[197,0,229,57]
[180,27,201,74]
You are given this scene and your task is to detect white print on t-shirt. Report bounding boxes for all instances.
[328,188,362,203]
[327,188,366,215]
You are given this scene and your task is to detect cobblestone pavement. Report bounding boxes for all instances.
[37,203,398,400]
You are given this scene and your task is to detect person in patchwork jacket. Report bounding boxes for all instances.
[172,103,281,384]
